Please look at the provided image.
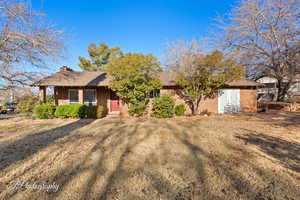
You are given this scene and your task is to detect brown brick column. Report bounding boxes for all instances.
[54,86,58,106]
[78,88,84,104]
[39,86,46,104]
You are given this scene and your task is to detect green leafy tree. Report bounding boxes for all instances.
[104,53,162,116]
[79,43,122,71]
[166,41,243,115]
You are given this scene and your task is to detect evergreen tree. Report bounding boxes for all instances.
[78,43,122,71]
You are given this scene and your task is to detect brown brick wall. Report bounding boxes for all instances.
[199,96,218,114]
[161,88,257,114]
[240,89,257,112]
[55,87,257,115]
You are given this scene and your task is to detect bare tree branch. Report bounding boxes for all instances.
[215,0,300,101]
[0,0,64,87]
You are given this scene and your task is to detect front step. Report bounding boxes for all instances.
[107,111,121,117]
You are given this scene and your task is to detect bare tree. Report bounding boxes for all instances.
[0,0,64,87]
[216,0,300,101]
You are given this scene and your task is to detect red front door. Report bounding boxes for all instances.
[110,92,120,111]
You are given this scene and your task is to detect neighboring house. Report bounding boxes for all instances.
[33,66,261,115]
[256,75,300,101]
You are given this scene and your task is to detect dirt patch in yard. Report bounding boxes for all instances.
[0,114,299,200]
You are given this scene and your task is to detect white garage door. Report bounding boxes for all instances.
[218,89,241,114]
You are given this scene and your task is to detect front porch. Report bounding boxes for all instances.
[38,86,122,114]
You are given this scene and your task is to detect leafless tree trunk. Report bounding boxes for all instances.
[0,0,64,87]
[165,40,205,115]
[216,0,300,101]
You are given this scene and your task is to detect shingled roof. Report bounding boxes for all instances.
[33,70,261,87]
[225,79,263,87]
[34,71,109,87]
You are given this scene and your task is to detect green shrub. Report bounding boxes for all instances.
[128,102,148,116]
[86,105,107,119]
[175,104,186,116]
[86,106,97,118]
[152,95,175,118]
[69,104,87,118]
[54,105,70,118]
[54,104,86,118]
[34,103,56,119]
[16,95,38,113]
[96,105,107,118]
[46,95,55,104]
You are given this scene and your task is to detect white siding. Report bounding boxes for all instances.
[256,77,277,83]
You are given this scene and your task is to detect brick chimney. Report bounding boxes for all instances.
[60,66,73,72]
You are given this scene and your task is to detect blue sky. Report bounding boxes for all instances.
[31,0,236,71]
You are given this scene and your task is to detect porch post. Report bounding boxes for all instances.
[39,86,46,104]
[54,86,58,106]
[79,88,84,104]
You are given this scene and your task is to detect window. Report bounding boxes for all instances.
[84,89,96,106]
[69,89,79,104]
[149,89,160,98]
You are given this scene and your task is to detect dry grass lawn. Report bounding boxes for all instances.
[0,112,300,200]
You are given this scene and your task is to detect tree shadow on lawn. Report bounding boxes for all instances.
[3,118,300,200]
[2,118,124,200]
[66,119,300,200]
[48,119,157,200]
[236,129,300,174]
[166,121,300,200]
[244,112,300,128]
[162,121,224,200]
[164,121,268,199]
[0,119,95,171]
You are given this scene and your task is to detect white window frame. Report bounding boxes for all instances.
[68,89,79,104]
[84,89,97,106]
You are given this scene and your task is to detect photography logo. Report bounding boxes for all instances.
[0,182,6,193]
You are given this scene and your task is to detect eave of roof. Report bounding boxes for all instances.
[32,71,109,87]
[226,79,263,87]
[33,70,261,87]
[33,71,179,87]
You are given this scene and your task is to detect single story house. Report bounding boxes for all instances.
[33,66,261,115]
